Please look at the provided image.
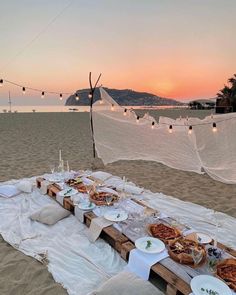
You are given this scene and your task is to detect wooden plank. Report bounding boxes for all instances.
[48,185,60,198]
[36,177,44,188]
[152,264,191,295]
[63,198,75,213]
[166,284,178,295]
[120,241,135,261]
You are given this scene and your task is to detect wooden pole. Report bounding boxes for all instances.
[89,72,102,158]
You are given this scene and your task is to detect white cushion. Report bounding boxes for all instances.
[0,185,20,198]
[90,271,162,295]
[90,171,112,181]
[16,180,32,193]
[30,204,70,225]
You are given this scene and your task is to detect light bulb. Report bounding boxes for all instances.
[0,79,3,86]
[136,116,140,123]
[123,108,127,116]
[22,87,26,94]
[88,92,92,99]
[75,94,79,101]
[41,91,45,99]
[212,122,217,132]
[111,104,114,111]
[188,125,192,135]
[169,125,173,133]
[151,122,155,129]
[99,99,103,104]
[60,93,63,100]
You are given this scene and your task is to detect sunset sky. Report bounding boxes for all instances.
[0,0,236,105]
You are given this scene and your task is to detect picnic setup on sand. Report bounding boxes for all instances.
[1,85,236,295]
[0,167,236,295]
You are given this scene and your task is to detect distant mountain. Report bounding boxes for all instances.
[65,87,184,106]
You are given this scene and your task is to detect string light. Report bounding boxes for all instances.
[22,87,26,95]
[60,93,63,100]
[99,99,103,104]
[212,122,217,132]
[111,104,114,111]
[169,125,173,133]
[188,125,193,135]
[41,91,45,99]
[151,121,155,129]
[123,108,127,116]
[0,79,3,86]
[136,116,140,123]
[75,93,79,101]
[88,92,92,99]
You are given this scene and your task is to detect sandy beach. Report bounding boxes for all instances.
[0,109,236,295]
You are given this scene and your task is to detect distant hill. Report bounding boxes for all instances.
[65,87,184,106]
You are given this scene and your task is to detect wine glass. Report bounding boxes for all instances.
[106,195,113,206]
[191,248,203,266]
[49,164,56,174]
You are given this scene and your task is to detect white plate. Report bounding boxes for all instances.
[135,237,165,254]
[196,232,212,244]
[104,210,128,222]
[58,188,78,197]
[77,202,96,211]
[191,275,231,295]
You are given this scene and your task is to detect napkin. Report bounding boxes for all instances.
[74,205,93,223]
[87,217,113,242]
[40,180,50,195]
[126,248,169,280]
[56,192,67,206]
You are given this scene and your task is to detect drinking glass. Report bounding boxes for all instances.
[191,248,203,265]
[106,195,113,206]
[49,164,56,174]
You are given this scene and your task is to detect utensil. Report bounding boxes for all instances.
[135,237,165,254]
[190,275,231,295]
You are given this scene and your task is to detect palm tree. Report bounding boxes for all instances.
[216,74,236,112]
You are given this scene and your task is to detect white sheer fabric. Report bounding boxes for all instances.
[93,88,236,184]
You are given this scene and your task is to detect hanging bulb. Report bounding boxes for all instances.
[179,116,182,121]
[212,122,217,132]
[188,125,193,135]
[75,93,79,101]
[60,93,63,100]
[111,104,114,111]
[169,125,173,133]
[41,91,45,99]
[99,99,103,104]
[123,108,127,116]
[0,79,3,87]
[186,116,189,121]
[151,121,155,129]
[88,92,92,99]
[22,87,26,95]
[136,116,140,123]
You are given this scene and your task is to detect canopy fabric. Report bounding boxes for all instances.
[93,88,236,184]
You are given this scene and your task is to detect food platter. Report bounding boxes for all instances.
[147,223,182,243]
[216,258,236,291]
[89,191,119,206]
[168,237,206,266]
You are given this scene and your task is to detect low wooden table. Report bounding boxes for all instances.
[36,177,235,295]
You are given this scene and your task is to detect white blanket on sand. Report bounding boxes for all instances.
[0,172,236,295]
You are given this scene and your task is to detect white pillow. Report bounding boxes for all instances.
[30,204,70,225]
[90,271,162,295]
[0,185,20,198]
[16,180,32,193]
[90,171,112,182]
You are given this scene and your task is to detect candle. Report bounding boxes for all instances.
[59,150,62,162]
[67,160,70,172]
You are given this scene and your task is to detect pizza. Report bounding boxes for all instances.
[147,223,182,243]
[216,259,236,291]
[90,191,118,206]
[66,178,87,193]
[168,237,206,266]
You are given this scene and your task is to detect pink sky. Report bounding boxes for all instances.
[0,0,235,104]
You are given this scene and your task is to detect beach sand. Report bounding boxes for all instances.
[0,110,235,294]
